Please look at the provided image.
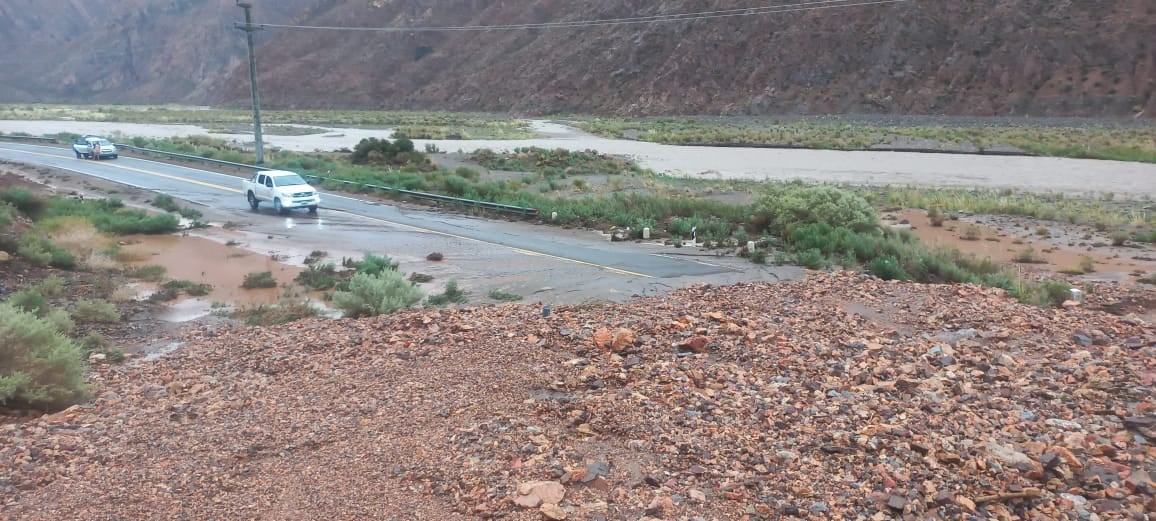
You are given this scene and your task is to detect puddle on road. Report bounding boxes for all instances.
[118,234,307,318]
[895,209,1153,281]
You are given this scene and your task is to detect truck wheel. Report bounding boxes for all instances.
[308,205,318,214]
[111,155,118,160]
[247,191,260,210]
[274,198,286,215]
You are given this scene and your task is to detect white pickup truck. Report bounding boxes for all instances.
[242,170,321,214]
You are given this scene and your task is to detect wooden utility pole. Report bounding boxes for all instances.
[235,2,265,164]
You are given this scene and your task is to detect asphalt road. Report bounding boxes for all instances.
[0,142,792,302]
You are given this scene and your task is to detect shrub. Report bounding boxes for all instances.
[0,302,89,410]
[960,225,982,241]
[41,308,75,335]
[1109,231,1130,246]
[71,300,122,323]
[332,270,424,318]
[350,254,399,275]
[488,289,523,302]
[927,207,945,227]
[37,275,68,299]
[1013,246,1045,264]
[232,298,322,326]
[0,188,47,218]
[150,280,212,301]
[125,264,167,281]
[794,248,828,270]
[749,249,768,265]
[17,236,76,269]
[304,250,328,266]
[868,255,911,281]
[295,264,339,291]
[427,279,468,307]
[8,288,49,316]
[151,194,180,213]
[241,271,278,289]
[409,273,434,283]
[752,184,878,235]
[1078,255,1096,273]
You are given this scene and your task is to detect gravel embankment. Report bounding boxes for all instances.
[2,273,1154,520]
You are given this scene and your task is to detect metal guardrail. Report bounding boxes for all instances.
[0,135,57,143]
[301,174,540,218]
[113,143,262,171]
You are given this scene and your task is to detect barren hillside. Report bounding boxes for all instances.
[3,1,1154,117]
[206,0,1156,117]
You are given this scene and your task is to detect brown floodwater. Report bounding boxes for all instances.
[118,234,304,307]
[896,209,1154,283]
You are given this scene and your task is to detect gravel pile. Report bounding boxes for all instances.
[2,273,1154,520]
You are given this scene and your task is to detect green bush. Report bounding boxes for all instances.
[41,308,76,335]
[0,302,89,410]
[151,194,180,213]
[0,188,47,218]
[332,270,424,318]
[37,275,68,298]
[427,279,468,307]
[44,198,180,235]
[752,184,878,235]
[488,289,523,302]
[348,254,399,276]
[295,264,340,291]
[8,288,48,316]
[72,300,122,323]
[241,271,278,289]
[0,203,15,228]
[17,236,75,269]
[868,255,911,280]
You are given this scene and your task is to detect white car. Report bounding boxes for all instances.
[242,170,321,214]
[72,135,118,160]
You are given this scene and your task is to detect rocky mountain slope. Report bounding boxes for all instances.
[4,1,1154,117]
[0,0,313,104]
[2,274,1154,519]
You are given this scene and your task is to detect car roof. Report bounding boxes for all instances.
[258,170,302,177]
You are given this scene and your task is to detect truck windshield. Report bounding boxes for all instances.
[275,175,308,186]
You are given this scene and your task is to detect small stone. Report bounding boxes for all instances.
[0,251,10,262]
[516,481,566,508]
[623,355,642,368]
[1021,410,1038,421]
[775,450,799,463]
[677,335,711,353]
[1072,333,1094,346]
[809,502,829,513]
[611,328,635,352]
[992,353,1017,366]
[688,489,706,503]
[1046,418,1084,431]
[887,495,908,511]
[646,496,674,515]
[540,503,567,520]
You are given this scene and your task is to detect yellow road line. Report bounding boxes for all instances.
[4,146,655,279]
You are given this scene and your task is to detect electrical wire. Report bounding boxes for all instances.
[252,0,911,33]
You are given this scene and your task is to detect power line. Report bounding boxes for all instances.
[251,0,911,33]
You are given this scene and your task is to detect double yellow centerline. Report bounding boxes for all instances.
[3,146,653,278]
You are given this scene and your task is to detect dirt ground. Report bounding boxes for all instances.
[890,209,1156,286]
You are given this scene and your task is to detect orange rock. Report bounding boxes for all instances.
[611,328,635,352]
[593,328,612,350]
